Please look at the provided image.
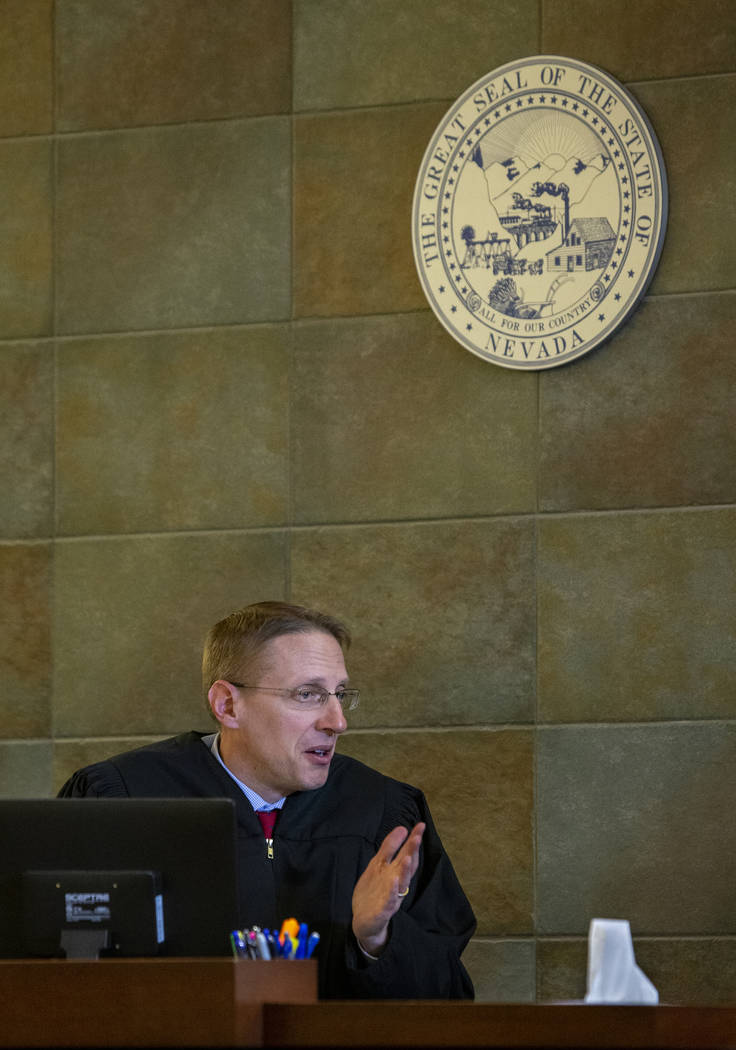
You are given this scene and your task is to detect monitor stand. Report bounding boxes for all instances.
[60,929,110,959]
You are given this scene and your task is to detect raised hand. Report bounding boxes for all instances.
[351,822,425,956]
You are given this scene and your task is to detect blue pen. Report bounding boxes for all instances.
[295,922,309,959]
[263,928,277,958]
[305,931,320,958]
[230,929,248,958]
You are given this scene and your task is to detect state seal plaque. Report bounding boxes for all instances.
[412,56,668,369]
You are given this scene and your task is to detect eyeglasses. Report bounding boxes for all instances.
[228,683,360,711]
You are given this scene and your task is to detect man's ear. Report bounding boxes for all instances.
[208,680,241,728]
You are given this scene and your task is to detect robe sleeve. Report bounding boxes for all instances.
[340,785,476,999]
[57,761,130,798]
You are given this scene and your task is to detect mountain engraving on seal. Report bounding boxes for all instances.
[459,141,614,321]
[412,56,667,369]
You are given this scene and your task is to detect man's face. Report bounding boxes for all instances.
[219,629,349,802]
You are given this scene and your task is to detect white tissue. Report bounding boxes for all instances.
[585,919,659,1004]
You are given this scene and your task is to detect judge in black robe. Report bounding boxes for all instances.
[59,731,476,1000]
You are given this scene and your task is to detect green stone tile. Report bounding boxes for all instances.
[53,531,287,737]
[0,343,53,538]
[462,938,536,1002]
[634,76,736,295]
[542,0,736,81]
[0,0,52,136]
[0,139,52,337]
[291,519,536,727]
[537,724,736,935]
[294,0,538,111]
[294,104,447,318]
[0,741,52,798]
[0,543,51,739]
[635,939,736,1006]
[538,937,736,1005]
[57,327,289,535]
[538,509,736,722]
[537,939,588,1002]
[292,314,537,524]
[539,294,736,512]
[57,0,291,130]
[338,729,534,935]
[53,736,160,796]
[57,119,290,334]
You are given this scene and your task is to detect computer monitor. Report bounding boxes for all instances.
[0,798,239,959]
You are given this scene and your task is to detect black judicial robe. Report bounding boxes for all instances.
[58,732,476,1000]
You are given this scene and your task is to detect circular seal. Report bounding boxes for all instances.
[412,56,668,369]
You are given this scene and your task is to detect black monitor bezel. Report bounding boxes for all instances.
[0,798,239,958]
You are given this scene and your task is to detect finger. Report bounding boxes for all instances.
[394,824,425,894]
[396,850,418,892]
[394,822,425,863]
[377,825,409,863]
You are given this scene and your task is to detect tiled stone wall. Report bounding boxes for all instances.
[1,0,734,1002]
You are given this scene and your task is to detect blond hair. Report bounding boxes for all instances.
[202,601,351,717]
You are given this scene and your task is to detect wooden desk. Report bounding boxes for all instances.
[0,958,316,1047]
[0,959,733,1048]
[263,1001,736,1049]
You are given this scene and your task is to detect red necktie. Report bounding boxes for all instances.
[257,810,278,840]
[257,810,278,858]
